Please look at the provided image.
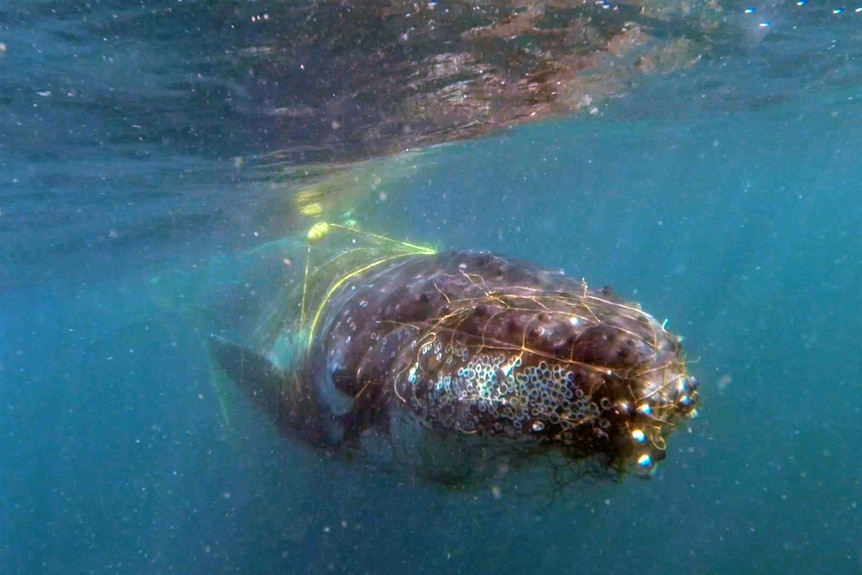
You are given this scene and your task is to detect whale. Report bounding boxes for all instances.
[209,225,699,487]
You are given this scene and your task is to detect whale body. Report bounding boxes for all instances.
[210,237,699,487]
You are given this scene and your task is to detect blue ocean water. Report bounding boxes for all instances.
[2,2,862,574]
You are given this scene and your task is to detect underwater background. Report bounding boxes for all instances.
[2,1,861,574]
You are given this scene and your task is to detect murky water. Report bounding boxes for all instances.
[2,2,861,574]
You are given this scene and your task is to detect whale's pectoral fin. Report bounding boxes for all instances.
[208,334,325,444]
[208,334,288,421]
